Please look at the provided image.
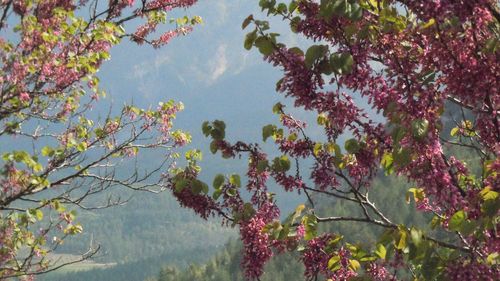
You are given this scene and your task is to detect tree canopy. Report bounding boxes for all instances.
[0,0,200,278]
[169,0,500,280]
[1,0,499,280]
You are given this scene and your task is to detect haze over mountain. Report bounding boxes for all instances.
[41,1,308,280]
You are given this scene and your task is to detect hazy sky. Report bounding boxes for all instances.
[95,1,307,210]
[91,0,383,212]
[100,1,283,137]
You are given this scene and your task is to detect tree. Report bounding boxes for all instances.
[169,0,500,280]
[0,0,200,278]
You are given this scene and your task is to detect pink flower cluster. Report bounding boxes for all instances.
[170,184,217,220]
[366,262,389,281]
[240,202,279,280]
[300,235,356,280]
[0,165,24,200]
[446,259,497,281]
[250,0,500,278]
[0,219,15,267]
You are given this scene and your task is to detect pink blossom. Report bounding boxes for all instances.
[240,202,279,280]
[19,92,30,102]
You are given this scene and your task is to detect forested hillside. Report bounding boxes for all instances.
[149,174,434,280]
[40,190,234,281]
[149,239,304,281]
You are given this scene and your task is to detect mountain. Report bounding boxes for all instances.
[39,190,234,281]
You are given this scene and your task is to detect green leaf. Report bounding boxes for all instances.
[210,120,226,140]
[13,150,28,162]
[210,128,225,140]
[256,160,269,173]
[288,132,298,142]
[275,78,284,91]
[242,14,253,29]
[41,146,54,157]
[305,45,328,68]
[484,37,500,54]
[52,200,66,212]
[212,120,226,133]
[302,214,317,241]
[76,142,88,152]
[226,188,237,197]
[244,29,257,50]
[482,198,500,217]
[185,149,202,161]
[259,0,276,10]
[422,18,436,29]
[406,187,425,204]
[332,0,348,16]
[201,182,209,194]
[272,102,283,114]
[289,1,298,13]
[330,52,354,74]
[230,174,241,187]
[191,180,205,194]
[431,215,442,230]
[480,187,499,201]
[277,3,287,13]
[174,178,189,193]
[393,147,411,168]
[421,256,440,280]
[317,59,333,75]
[262,124,277,142]
[292,204,305,222]
[254,36,275,55]
[344,138,360,154]
[395,228,407,250]
[242,203,256,220]
[391,126,406,145]
[272,155,291,172]
[381,152,394,174]
[321,0,362,21]
[317,113,328,126]
[35,209,43,221]
[213,174,225,189]
[33,163,43,173]
[459,221,477,236]
[210,140,218,154]
[375,244,386,259]
[290,16,301,33]
[349,259,361,271]
[411,119,429,140]
[325,142,340,156]
[288,47,304,57]
[29,209,44,221]
[487,252,499,265]
[347,3,363,21]
[410,227,423,247]
[313,143,323,156]
[212,189,223,200]
[319,0,335,19]
[328,255,341,270]
[448,210,466,231]
[202,121,212,137]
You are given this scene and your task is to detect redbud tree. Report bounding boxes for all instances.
[169,0,500,280]
[0,0,200,278]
